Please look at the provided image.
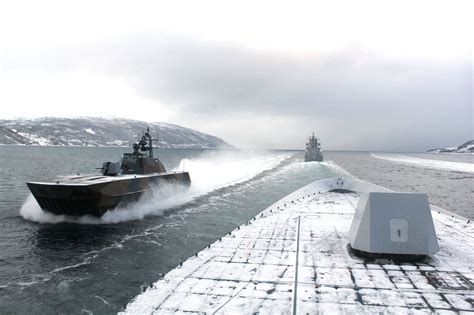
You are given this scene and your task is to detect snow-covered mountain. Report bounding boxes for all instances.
[0,117,231,148]
[428,140,474,153]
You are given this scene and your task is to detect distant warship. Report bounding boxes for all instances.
[27,128,191,217]
[304,133,323,162]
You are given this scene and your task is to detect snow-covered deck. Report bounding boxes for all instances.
[123,178,474,314]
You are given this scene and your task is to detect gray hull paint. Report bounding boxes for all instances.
[304,150,323,162]
[27,172,191,216]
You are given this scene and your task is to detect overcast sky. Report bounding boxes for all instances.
[0,0,472,150]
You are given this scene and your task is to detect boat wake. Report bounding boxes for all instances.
[20,151,293,224]
[371,153,474,173]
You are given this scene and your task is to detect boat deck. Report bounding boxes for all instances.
[123,178,474,314]
[27,172,173,186]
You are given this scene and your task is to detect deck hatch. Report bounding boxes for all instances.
[425,271,474,290]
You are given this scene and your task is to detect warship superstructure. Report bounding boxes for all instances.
[27,128,191,217]
[304,132,323,162]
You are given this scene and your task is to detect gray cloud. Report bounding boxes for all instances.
[103,37,472,150]
[3,35,472,150]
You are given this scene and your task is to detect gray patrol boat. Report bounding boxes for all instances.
[27,128,191,217]
[304,132,323,162]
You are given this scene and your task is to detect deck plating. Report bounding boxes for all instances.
[122,177,474,313]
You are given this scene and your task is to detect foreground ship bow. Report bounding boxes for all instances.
[123,178,473,314]
[27,128,191,217]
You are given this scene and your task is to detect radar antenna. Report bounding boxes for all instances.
[132,127,156,158]
[144,127,154,159]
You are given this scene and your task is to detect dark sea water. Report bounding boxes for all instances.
[0,147,344,314]
[0,147,471,314]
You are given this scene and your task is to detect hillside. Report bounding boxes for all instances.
[428,140,474,153]
[0,117,231,148]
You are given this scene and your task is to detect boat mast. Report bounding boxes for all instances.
[145,127,153,159]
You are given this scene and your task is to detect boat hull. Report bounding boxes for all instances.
[27,172,191,217]
[304,150,323,162]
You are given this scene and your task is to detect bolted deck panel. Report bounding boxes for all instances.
[123,178,474,314]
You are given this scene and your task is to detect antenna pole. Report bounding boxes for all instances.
[145,127,154,159]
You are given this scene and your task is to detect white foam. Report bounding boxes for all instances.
[371,153,474,173]
[20,194,102,224]
[20,151,292,224]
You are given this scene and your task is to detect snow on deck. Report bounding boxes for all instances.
[122,178,474,314]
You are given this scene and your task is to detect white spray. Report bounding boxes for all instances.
[20,150,292,224]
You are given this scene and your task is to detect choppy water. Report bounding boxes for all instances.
[325,151,474,219]
[0,147,471,314]
[0,147,344,313]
